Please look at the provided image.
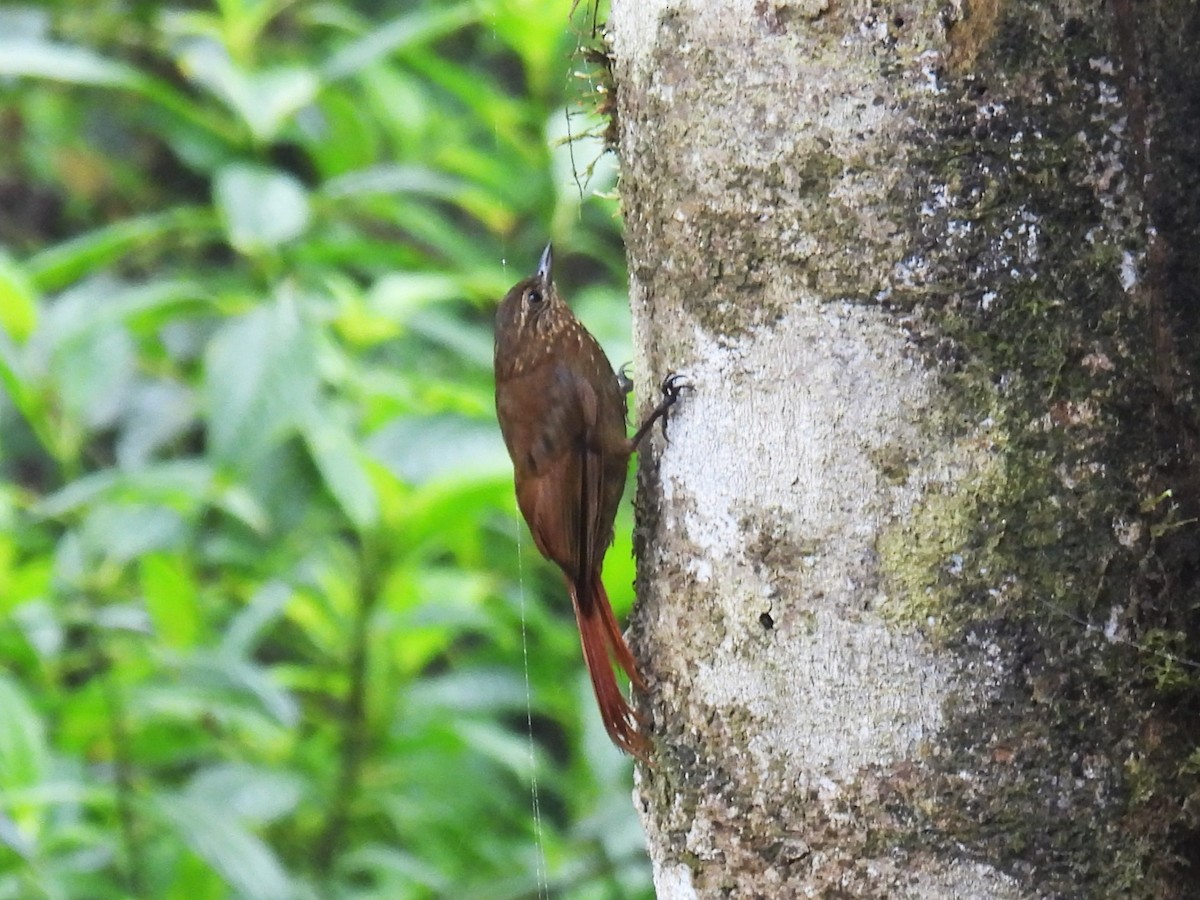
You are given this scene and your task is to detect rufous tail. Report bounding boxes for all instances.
[569,572,651,760]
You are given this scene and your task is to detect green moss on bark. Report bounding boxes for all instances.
[621,1,1200,895]
[878,3,1200,896]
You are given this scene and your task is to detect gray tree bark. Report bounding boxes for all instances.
[611,1,1200,897]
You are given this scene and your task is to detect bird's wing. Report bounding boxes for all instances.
[502,364,587,580]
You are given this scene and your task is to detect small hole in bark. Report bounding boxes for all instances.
[759,612,775,630]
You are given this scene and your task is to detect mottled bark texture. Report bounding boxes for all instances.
[611,0,1200,896]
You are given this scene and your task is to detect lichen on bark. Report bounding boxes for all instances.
[612,0,1200,897]
[885,3,1200,894]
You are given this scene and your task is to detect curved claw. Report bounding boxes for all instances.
[630,371,690,450]
[656,373,689,443]
[660,372,689,400]
[617,363,634,396]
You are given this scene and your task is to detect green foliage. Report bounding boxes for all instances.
[0,0,648,896]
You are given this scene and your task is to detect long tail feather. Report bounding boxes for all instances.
[592,571,647,693]
[569,577,650,760]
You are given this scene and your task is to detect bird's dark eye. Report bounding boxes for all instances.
[526,289,542,305]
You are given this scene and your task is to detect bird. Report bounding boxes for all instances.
[494,243,684,758]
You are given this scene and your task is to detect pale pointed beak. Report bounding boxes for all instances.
[536,242,553,286]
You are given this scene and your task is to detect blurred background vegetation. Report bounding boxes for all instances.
[0,0,649,896]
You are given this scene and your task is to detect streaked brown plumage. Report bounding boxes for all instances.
[494,244,681,759]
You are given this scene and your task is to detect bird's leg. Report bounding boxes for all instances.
[629,373,688,450]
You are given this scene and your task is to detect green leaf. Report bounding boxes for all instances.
[37,277,209,348]
[0,330,51,460]
[0,7,49,41]
[0,254,38,341]
[187,653,299,728]
[454,720,542,780]
[11,601,62,661]
[0,39,241,144]
[223,442,315,539]
[203,293,318,468]
[319,4,479,82]
[213,164,311,254]
[25,207,218,292]
[322,163,466,200]
[34,460,215,519]
[211,483,271,534]
[408,668,529,714]
[338,845,447,893]
[367,414,508,485]
[302,407,379,531]
[163,852,226,900]
[366,272,464,324]
[303,89,381,175]
[80,503,188,565]
[94,602,154,634]
[179,40,317,142]
[32,470,116,519]
[117,380,197,469]
[221,580,291,659]
[36,278,204,440]
[52,322,135,431]
[185,765,301,825]
[0,38,134,86]
[141,554,201,648]
[0,676,47,791]
[155,793,293,900]
[323,164,516,232]
[404,308,496,370]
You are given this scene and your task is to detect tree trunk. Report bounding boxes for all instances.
[611,0,1200,896]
